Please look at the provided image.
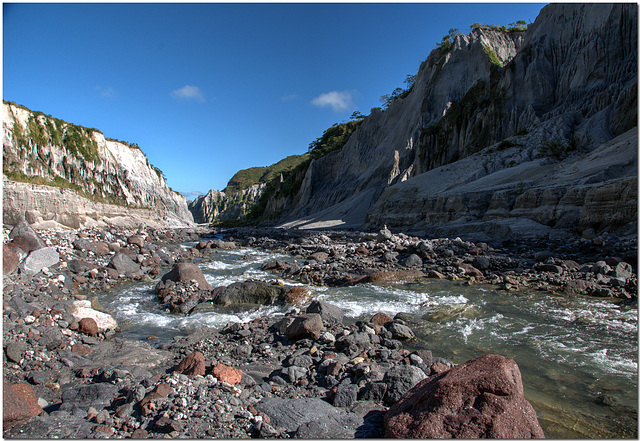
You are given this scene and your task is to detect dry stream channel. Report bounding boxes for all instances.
[98,245,638,438]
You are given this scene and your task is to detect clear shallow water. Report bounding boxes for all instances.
[98,247,638,438]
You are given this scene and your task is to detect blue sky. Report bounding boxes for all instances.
[3,2,546,196]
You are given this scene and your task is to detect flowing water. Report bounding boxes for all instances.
[98,247,638,438]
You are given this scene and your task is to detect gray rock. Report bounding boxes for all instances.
[255,397,363,438]
[403,254,423,267]
[306,300,344,325]
[212,280,285,306]
[20,247,60,275]
[472,256,490,270]
[382,251,399,264]
[614,262,633,280]
[5,341,26,363]
[385,321,415,340]
[333,383,358,408]
[383,365,427,405]
[109,253,142,277]
[60,383,118,412]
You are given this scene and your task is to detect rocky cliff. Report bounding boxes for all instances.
[272,3,637,240]
[188,184,265,224]
[2,101,194,228]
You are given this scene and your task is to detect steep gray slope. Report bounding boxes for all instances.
[276,3,637,239]
[188,184,265,224]
[3,101,194,228]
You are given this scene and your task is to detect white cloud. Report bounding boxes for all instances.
[96,85,116,98]
[171,85,205,103]
[311,90,354,112]
[280,94,299,101]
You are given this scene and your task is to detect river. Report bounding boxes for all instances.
[97,246,638,438]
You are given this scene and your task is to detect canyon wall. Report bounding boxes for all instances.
[3,101,194,228]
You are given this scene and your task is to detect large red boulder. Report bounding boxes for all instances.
[3,382,43,429]
[161,262,213,291]
[384,354,544,438]
[174,351,206,377]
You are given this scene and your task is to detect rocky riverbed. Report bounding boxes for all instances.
[3,222,637,438]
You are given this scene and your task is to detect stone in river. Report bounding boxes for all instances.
[78,317,99,337]
[384,354,544,438]
[370,312,393,326]
[161,262,213,290]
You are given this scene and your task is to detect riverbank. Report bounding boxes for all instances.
[3,222,637,438]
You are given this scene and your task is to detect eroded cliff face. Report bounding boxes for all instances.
[188,184,266,224]
[2,102,193,228]
[274,3,637,240]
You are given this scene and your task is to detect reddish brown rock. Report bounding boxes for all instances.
[355,246,370,255]
[3,382,43,429]
[139,383,173,416]
[78,317,99,337]
[71,343,92,356]
[457,262,484,278]
[285,286,313,306]
[370,312,393,326]
[174,351,206,377]
[3,244,20,275]
[212,364,243,385]
[285,313,324,341]
[9,236,30,253]
[384,354,544,438]
[161,262,213,291]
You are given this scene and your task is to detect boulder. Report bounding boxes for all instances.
[127,235,146,249]
[9,220,46,252]
[614,262,633,280]
[109,253,142,277]
[385,321,415,340]
[403,254,423,267]
[161,262,213,291]
[68,300,117,333]
[254,397,363,438]
[211,280,285,306]
[10,236,31,253]
[384,354,544,438]
[383,365,428,405]
[342,270,425,286]
[174,351,206,377]
[19,247,60,275]
[457,262,484,278]
[284,286,313,306]
[3,244,20,275]
[306,300,344,325]
[60,383,118,412]
[3,382,43,429]
[370,312,393,326]
[78,317,100,337]
[285,314,324,341]
[212,364,243,385]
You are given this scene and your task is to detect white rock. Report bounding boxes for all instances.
[69,300,117,333]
